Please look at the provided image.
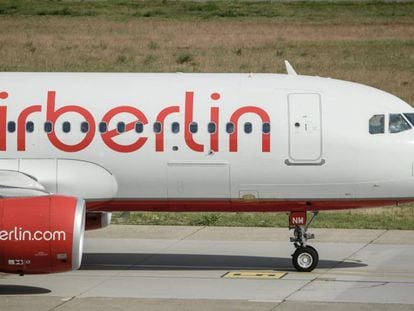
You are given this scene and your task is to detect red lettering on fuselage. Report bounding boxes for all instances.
[229,106,271,152]
[155,106,180,152]
[0,90,271,153]
[184,92,204,152]
[0,106,6,151]
[47,91,96,152]
[0,92,8,151]
[17,105,41,151]
[0,92,8,100]
[210,107,219,152]
[209,92,220,152]
[101,106,148,153]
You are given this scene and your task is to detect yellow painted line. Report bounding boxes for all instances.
[222,270,286,279]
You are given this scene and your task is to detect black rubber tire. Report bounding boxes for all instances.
[305,245,319,263]
[292,246,319,272]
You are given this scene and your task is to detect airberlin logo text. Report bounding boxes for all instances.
[0,91,270,153]
[0,226,66,241]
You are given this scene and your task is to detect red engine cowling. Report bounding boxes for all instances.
[0,195,85,274]
[85,212,112,231]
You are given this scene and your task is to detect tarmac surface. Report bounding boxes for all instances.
[1,225,414,310]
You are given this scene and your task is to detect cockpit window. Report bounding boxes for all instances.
[403,113,414,126]
[369,115,384,134]
[389,114,411,133]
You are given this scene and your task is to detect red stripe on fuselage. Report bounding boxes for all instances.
[85,198,413,212]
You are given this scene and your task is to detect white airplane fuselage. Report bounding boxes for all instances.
[0,72,413,212]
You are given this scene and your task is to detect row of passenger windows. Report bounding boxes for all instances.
[5,121,271,135]
[369,113,414,134]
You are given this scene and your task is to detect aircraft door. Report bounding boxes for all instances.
[287,93,323,165]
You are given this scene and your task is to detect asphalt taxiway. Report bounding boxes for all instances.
[1,225,414,310]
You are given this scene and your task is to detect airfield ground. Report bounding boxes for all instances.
[1,225,414,310]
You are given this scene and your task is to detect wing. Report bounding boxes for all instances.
[0,170,48,197]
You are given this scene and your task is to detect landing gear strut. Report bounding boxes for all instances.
[289,211,319,272]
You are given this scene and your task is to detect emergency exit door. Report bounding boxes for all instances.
[287,93,323,163]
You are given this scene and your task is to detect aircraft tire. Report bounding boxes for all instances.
[292,246,319,272]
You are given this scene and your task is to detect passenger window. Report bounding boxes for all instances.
[44,121,53,133]
[403,113,414,126]
[117,122,125,133]
[389,114,411,133]
[135,122,143,133]
[189,122,198,134]
[81,121,89,133]
[171,122,180,134]
[226,122,234,134]
[244,122,252,134]
[62,121,71,133]
[369,115,384,134]
[208,122,216,134]
[99,122,107,133]
[7,121,15,133]
[26,121,34,133]
[154,122,162,133]
[263,122,271,134]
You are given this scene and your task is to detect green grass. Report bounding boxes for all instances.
[0,1,413,229]
[0,0,413,23]
[112,204,414,230]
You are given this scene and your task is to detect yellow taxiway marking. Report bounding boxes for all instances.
[222,271,286,279]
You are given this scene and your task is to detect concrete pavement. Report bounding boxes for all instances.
[0,225,413,310]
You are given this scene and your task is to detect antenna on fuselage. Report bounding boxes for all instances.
[284,60,298,75]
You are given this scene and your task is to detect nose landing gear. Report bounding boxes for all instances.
[289,211,319,272]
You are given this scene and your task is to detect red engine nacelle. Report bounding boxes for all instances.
[0,195,85,275]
